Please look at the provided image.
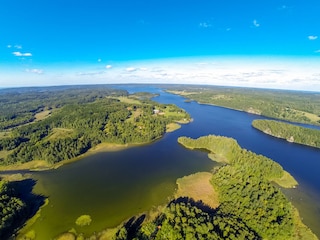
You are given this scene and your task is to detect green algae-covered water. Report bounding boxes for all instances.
[19,136,216,239]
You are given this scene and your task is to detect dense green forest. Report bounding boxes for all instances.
[0,178,45,239]
[0,86,189,167]
[165,85,320,125]
[252,120,320,148]
[107,135,316,240]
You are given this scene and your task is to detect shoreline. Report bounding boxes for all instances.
[167,90,320,127]
[0,142,147,172]
[252,124,320,150]
[0,122,186,173]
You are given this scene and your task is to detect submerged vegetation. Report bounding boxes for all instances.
[166,85,320,125]
[0,86,189,169]
[75,215,92,227]
[109,135,315,240]
[252,119,320,148]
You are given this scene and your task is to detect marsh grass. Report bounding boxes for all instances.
[175,172,219,209]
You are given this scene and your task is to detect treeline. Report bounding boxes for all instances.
[0,178,45,239]
[166,85,320,125]
[0,85,128,130]
[0,87,189,166]
[252,119,320,148]
[114,198,260,240]
[178,135,283,181]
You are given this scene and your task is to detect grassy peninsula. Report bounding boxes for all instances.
[94,135,315,240]
[0,86,190,170]
[166,85,320,125]
[252,119,320,148]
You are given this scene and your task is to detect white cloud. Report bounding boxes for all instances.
[12,51,32,57]
[26,68,43,74]
[7,45,12,48]
[126,67,137,72]
[77,71,105,76]
[14,45,22,49]
[106,65,112,69]
[98,59,102,62]
[308,35,318,40]
[253,19,260,27]
[199,22,211,28]
[315,50,320,53]
[2,57,320,91]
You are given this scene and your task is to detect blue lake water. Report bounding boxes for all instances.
[19,86,320,239]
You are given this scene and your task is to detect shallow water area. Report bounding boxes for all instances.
[20,134,215,239]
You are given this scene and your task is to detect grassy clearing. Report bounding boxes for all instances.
[126,108,142,122]
[0,150,10,160]
[297,110,320,122]
[207,153,229,163]
[166,123,181,132]
[175,172,219,209]
[273,171,298,188]
[47,128,74,141]
[0,131,12,139]
[109,96,141,105]
[34,110,51,121]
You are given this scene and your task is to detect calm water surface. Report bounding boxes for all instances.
[20,86,320,239]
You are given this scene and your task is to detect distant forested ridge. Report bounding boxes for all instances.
[0,85,190,167]
[166,85,320,125]
[109,135,316,240]
[252,119,320,148]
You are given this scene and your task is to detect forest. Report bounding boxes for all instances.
[0,85,190,167]
[252,119,320,148]
[0,177,45,239]
[106,135,316,240]
[165,85,320,125]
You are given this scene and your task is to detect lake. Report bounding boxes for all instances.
[19,86,320,239]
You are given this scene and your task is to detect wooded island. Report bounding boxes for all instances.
[252,119,320,148]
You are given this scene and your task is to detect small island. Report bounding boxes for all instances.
[252,119,320,148]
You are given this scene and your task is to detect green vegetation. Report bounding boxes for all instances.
[0,178,45,239]
[75,215,92,227]
[0,86,189,168]
[166,85,320,125]
[175,172,219,209]
[109,135,315,240]
[252,119,320,148]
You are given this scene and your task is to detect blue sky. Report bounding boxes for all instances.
[1,0,320,90]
